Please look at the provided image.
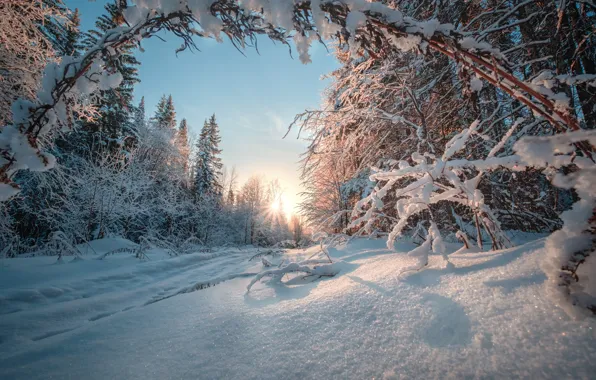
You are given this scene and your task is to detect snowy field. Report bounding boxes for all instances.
[1,235,595,379]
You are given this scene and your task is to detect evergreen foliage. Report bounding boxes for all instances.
[78,0,140,156]
[194,115,223,198]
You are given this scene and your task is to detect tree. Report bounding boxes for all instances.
[152,95,177,131]
[290,215,304,243]
[42,3,83,57]
[0,0,72,125]
[78,0,140,155]
[176,118,190,177]
[133,97,146,130]
[193,115,223,198]
[221,165,238,206]
[238,176,267,245]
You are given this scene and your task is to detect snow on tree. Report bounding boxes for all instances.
[78,0,141,155]
[0,0,73,125]
[176,118,190,177]
[237,176,267,245]
[194,115,223,198]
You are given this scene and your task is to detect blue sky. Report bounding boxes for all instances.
[67,0,339,211]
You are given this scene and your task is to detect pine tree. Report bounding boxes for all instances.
[152,94,177,131]
[193,115,223,198]
[206,114,223,195]
[38,3,83,57]
[194,120,212,197]
[133,96,146,129]
[44,6,84,156]
[63,8,83,56]
[79,0,140,155]
[152,95,167,128]
[127,96,145,149]
[164,95,177,130]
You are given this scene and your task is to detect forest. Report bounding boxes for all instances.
[0,1,595,378]
[1,1,304,252]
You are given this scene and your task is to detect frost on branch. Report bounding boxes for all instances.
[0,1,72,125]
[349,118,514,257]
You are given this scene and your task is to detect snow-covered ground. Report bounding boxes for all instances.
[1,235,595,379]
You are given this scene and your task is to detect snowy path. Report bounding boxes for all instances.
[0,242,262,351]
[1,237,595,379]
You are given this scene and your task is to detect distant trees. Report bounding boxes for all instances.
[224,166,238,206]
[133,96,146,133]
[1,90,295,251]
[0,0,295,252]
[290,215,304,243]
[238,176,267,245]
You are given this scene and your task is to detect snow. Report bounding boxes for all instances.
[459,37,504,58]
[1,235,595,379]
[470,76,483,93]
[0,238,262,344]
[0,183,20,202]
[389,34,422,52]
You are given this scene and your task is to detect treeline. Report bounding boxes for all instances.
[0,1,303,255]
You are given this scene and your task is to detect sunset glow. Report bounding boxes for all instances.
[270,195,293,219]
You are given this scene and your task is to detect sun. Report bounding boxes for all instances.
[269,195,293,219]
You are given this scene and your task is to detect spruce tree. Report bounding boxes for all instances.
[193,115,223,198]
[79,0,140,155]
[46,6,84,155]
[39,2,82,56]
[152,95,167,128]
[194,120,212,197]
[63,9,83,57]
[152,95,177,131]
[133,96,146,129]
[127,96,146,149]
[206,114,223,187]
[164,95,177,130]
